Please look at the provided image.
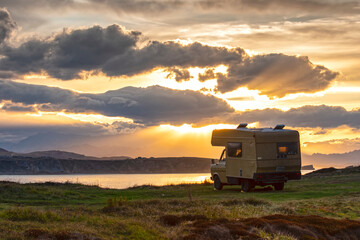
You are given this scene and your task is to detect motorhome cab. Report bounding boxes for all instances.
[210,124,301,192]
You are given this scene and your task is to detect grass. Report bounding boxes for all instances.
[0,171,359,239]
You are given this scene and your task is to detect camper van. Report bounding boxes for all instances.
[210,124,301,192]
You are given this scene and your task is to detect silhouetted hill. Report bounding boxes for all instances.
[0,148,12,155]
[24,150,94,160]
[0,148,130,161]
[304,165,360,177]
[0,156,211,174]
[302,149,360,168]
[0,148,211,174]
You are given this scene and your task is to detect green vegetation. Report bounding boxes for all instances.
[0,170,359,239]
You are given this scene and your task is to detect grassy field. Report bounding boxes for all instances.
[0,169,359,239]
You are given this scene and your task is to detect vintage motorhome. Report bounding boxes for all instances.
[210,124,301,192]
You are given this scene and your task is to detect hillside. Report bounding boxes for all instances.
[0,148,130,160]
[0,155,211,174]
[0,167,359,239]
[302,149,360,168]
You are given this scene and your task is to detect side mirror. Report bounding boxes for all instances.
[211,159,215,164]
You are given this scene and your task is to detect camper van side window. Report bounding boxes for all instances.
[277,142,298,158]
[227,142,242,158]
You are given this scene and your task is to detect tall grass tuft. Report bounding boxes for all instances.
[102,197,128,213]
[2,208,61,223]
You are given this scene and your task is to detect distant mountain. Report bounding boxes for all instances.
[0,148,12,156]
[2,132,87,153]
[99,156,132,160]
[302,149,360,168]
[0,148,130,161]
[24,150,95,160]
[304,166,360,177]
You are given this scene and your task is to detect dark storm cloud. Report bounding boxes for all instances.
[0,24,140,79]
[101,41,246,76]
[0,39,52,75]
[0,80,75,104]
[1,102,36,112]
[2,80,360,129]
[225,105,360,129]
[0,80,234,125]
[48,25,140,79]
[0,8,16,44]
[166,68,192,82]
[0,5,339,97]
[217,54,338,97]
[0,22,338,97]
[198,68,216,82]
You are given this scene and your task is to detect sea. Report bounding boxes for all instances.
[0,170,314,189]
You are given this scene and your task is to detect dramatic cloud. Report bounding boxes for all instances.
[198,69,216,82]
[0,8,16,44]
[0,80,234,125]
[0,24,140,79]
[166,68,192,82]
[1,102,36,112]
[225,105,360,129]
[0,23,338,97]
[217,54,339,97]
[2,79,360,129]
[101,41,246,76]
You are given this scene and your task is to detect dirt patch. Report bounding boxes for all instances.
[244,214,360,240]
[160,214,360,239]
[24,228,102,240]
[221,198,271,207]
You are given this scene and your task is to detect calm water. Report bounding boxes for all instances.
[0,170,314,189]
[0,173,211,189]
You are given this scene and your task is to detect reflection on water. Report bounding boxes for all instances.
[0,170,314,189]
[0,173,211,189]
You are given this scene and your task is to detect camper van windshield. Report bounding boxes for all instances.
[227,142,242,158]
[277,142,298,157]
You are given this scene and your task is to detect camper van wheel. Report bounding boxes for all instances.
[213,175,223,190]
[241,179,254,192]
[273,182,284,191]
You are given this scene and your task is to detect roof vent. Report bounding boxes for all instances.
[274,124,285,130]
[237,123,248,129]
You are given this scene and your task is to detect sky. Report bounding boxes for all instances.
[0,0,359,167]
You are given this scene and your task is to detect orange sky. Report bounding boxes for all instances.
[0,1,360,168]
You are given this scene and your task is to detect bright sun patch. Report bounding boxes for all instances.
[159,123,237,135]
[56,112,133,124]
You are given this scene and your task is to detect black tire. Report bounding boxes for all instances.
[213,175,223,190]
[273,182,284,191]
[241,179,254,192]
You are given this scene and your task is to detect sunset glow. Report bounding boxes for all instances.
[0,1,359,168]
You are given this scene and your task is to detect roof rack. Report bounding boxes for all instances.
[237,123,248,129]
[274,124,285,130]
